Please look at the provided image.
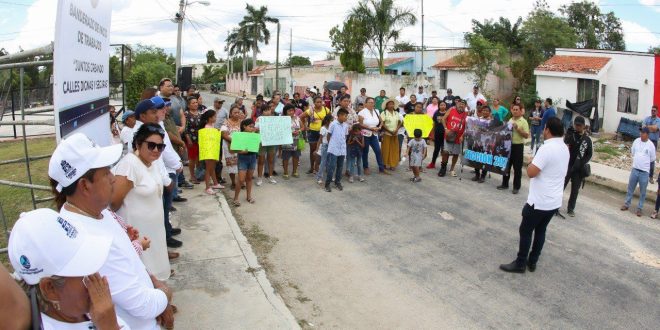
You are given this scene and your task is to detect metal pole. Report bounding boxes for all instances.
[121,45,126,109]
[19,67,37,209]
[289,28,293,94]
[175,0,185,84]
[275,22,280,93]
[421,0,424,75]
[10,68,16,138]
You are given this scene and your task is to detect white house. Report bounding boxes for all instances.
[535,48,660,133]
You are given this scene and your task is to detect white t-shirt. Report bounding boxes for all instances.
[395,95,409,112]
[41,313,131,330]
[319,126,329,145]
[60,208,167,330]
[464,92,486,113]
[416,92,428,104]
[631,138,657,173]
[358,108,380,137]
[527,137,570,210]
[120,126,133,156]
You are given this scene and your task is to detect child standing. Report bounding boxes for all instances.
[325,108,349,192]
[255,106,277,185]
[347,124,365,183]
[233,119,258,206]
[198,110,224,195]
[282,105,302,179]
[315,114,334,185]
[408,129,427,182]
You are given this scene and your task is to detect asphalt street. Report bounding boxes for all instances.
[205,91,659,328]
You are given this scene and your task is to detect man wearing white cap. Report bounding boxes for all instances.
[48,134,174,330]
[9,208,128,329]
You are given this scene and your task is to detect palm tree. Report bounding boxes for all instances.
[239,4,279,69]
[225,27,251,73]
[350,0,417,74]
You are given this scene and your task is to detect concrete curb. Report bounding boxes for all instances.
[216,195,301,330]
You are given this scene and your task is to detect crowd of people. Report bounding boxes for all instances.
[5,74,659,328]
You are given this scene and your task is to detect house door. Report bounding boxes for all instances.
[599,84,606,130]
[251,77,258,95]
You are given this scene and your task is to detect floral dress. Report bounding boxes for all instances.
[221,119,241,173]
[185,110,202,144]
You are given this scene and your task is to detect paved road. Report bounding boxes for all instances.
[227,142,660,329]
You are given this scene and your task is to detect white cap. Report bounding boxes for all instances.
[8,209,112,285]
[48,133,123,192]
[309,88,318,94]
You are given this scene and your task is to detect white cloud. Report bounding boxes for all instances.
[621,19,660,49]
[639,0,660,13]
[1,0,653,64]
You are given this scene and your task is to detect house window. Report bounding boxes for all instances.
[438,70,448,90]
[577,79,597,102]
[617,87,639,114]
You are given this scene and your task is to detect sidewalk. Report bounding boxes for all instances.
[167,187,299,329]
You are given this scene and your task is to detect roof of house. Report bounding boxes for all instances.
[248,65,269,75]
[535,55,611,74]
[365,57,413,69]
[312,59,341,68]
[431,56,468,69]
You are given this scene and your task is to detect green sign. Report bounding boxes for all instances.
[230,132,261,153]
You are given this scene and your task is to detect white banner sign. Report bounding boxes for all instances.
[53,0,112,145]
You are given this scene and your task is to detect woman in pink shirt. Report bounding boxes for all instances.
[426,96,439,119]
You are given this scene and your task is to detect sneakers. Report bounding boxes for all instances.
[620,205,629,211]
[413,177,422,183]
[211,184,224,189]
[325,185,331,192]
[268,177,277,184]
[450,170,457,177]
[636,208,642,217]
[358,176,366,182]
[317,179,323,185]
[438,163,447,177]
[348,176,354,183]
[335,183,343,191]
[181,181,194,189]
[256,178,263,186]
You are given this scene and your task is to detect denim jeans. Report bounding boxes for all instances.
[315,143,329,181]
[516,203,556,265]
[347,151,363,177]
[162,173,176,239]
[325,153,345,186]
[531,125,542,151]
[362,135,384,171]
[625,168,649,210]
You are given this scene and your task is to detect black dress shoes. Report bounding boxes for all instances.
[527,262,536,272]
[499,261,526,273]
[171,228,182,236]
[166,237,183,248]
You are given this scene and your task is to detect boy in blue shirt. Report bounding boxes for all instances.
[325,108,349,192]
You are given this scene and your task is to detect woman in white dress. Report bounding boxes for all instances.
[111,123,171,280]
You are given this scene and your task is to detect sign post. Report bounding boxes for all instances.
[53,0,112,145]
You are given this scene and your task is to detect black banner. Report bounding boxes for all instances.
[58,97,110,138]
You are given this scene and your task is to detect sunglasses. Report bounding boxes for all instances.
[145,141,166,152]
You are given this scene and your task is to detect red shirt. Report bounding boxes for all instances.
[444,107,467,143]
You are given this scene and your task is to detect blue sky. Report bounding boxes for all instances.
[1,0,658,64]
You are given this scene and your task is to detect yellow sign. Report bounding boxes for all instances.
[198,128,221,161]
[403,114,434,137]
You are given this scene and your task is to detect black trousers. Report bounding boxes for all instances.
[502,144,524,189]
[431,128,445,164]
[516,203,556,265]
[564,171,583,212]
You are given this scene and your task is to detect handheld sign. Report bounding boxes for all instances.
[258,116,293,146]
[404,114,434,138]
[230,132,261,153]
[198,128,221,161]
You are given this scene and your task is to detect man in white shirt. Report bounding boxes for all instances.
[500,117,569,273]
[48,133,174,330]
[464,85,486,116]
[415,85,428,105]
[395,87,409,115]
[120,110,136,156]
[621,127,657,216]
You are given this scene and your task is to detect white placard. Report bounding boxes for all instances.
[53,0,112,145]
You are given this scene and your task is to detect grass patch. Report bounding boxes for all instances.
[0,137,56,268]
[595,145,622,157]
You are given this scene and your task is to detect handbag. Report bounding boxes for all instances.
[582,163,591,178]
[297,135,306,151]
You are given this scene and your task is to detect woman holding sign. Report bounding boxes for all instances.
[199,110,224,195]
[221,106,243,190]
[299,96,331,174]
[380,99,403,170]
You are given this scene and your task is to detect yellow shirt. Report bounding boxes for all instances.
[306,107,330,131]
[380,110,401,135]
[510,117,529,145]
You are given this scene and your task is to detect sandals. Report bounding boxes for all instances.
[205,188,217,195]
[232,199,241,207]
[211,184,225,189]
[247,197,256,204]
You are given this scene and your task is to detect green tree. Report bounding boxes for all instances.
[349,0,417,74]
[456,34,508,93]
[559,0,625,50]
[329,17,368,73]
[239,4,279,69]
[469,17,524,52]
[226,27,252,73]
[389,41,416,52]
[123,45,175,109]
[285,55,311,67]
[201,65,226,83]
[649,45,660,55]
[206,50,218,63]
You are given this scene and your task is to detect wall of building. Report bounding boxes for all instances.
[388,48,467,75]
[225,72,251,95]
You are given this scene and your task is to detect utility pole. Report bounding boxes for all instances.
[421,0,424,76]
[175,0,185,84]
[289,28,293,94]
[275,22,280,93]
